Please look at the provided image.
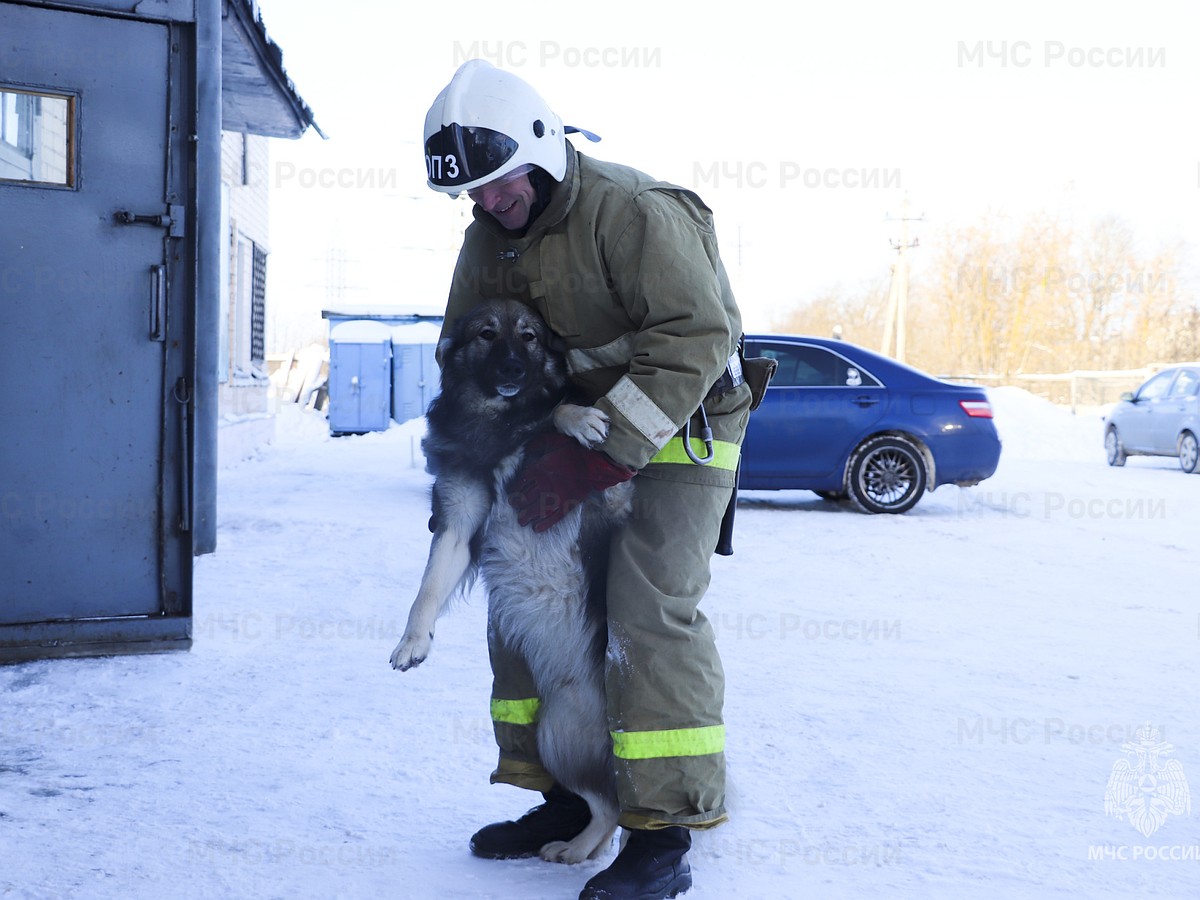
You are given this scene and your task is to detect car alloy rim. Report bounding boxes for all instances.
[1183,434,1198,471]
[862,447,916,506]
[1105,431,1117,460]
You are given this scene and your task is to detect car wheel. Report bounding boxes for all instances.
[846,435,928,514]
[1105,427,1127,467]
[1179,431,1200,474]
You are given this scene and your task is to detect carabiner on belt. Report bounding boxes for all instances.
[683,403,715,465]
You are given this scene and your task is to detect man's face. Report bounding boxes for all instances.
[468,169,537,231]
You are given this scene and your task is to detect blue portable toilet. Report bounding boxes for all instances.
[390,321,443,425]
[328,320,393,434]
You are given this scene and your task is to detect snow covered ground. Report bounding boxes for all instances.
[3,387,1198,900]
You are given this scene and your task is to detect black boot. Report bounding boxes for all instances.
[469,786,593,859]
[578,826,692,899]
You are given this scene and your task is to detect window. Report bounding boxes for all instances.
[1136,369,1175,401]
[747,341,881,388]
[1169,368,1200,399]
[251,244,266,364]
[0,88,72,186]
[231,236,267,379]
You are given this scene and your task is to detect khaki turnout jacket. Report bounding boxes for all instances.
[440,145,751,486]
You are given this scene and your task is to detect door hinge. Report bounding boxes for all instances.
[173,377,192,533]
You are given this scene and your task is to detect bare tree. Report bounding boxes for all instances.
[770,209,1198,379]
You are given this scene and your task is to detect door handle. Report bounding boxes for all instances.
[117,210,172,227]
[853,396,880,407]
[114,204,185,237]
[149,264,166,342]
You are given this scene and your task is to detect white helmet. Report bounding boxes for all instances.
[423,59,568,195]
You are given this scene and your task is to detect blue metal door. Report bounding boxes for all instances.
[391,335,439,425]
[328,322,393,434]
[391,343,427,424]
[0,4,190,647]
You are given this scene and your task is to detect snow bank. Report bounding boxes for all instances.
[3,392,1198,900]
[987,386,1104,462]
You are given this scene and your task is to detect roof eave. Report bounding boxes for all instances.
[221,0,325,140]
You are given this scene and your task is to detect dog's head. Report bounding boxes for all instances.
[438,299,568,412]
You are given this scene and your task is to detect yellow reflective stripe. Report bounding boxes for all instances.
[610,725,726,760]
[648,437,741,471]
[491,697,540,725]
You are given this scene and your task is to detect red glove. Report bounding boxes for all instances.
[509,432,636,532]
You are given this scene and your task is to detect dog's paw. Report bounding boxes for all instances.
[390,631,432,671]
[553,404,609,448]
[539,839,591,865]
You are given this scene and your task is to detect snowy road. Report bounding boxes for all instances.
[2,389,1197,899]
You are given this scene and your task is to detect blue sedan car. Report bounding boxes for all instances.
[739,335,1002,513]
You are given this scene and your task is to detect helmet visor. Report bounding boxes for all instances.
[466,164,535,204]
[425,123,518,188]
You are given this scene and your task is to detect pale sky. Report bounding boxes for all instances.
[258,0,1198,346]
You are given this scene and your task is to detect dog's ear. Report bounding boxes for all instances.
[544,329,568,355]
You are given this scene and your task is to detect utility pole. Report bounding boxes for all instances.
[325,247,347,303]
[881,195,923,363]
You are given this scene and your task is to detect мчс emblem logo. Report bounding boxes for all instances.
[1104,725,1191,838]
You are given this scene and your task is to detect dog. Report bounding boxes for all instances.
[390,298,632,864]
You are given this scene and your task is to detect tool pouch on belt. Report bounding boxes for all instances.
[742,355,778,411]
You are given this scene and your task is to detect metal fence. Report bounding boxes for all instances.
[945,368,1159,413]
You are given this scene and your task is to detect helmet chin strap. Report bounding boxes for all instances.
[506,168,554,236]
[530,168,554,210]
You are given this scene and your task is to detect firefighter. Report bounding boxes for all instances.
[423,58,753,899]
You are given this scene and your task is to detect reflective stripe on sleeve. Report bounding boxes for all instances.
[648,437,741,471]
[606,375,678,448]
[610,724,726,760]
[490,697,540,725]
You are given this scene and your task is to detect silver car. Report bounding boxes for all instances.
[1105,364,1200,472]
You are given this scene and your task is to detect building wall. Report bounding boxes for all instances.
[219,130,271,420]
[222,130,270,244]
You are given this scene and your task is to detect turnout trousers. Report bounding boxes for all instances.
[487,473,733,831]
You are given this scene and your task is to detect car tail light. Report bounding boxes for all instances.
[960,400,993,418]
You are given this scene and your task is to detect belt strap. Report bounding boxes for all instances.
[705,348,745,401]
